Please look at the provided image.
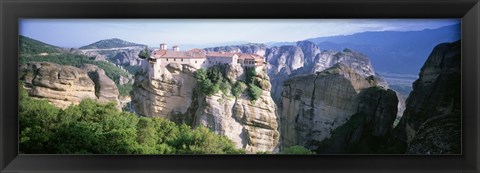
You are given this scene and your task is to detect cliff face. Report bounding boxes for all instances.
[131,63,280,153]
[81,64,120,105]
[279,63,397,152]
[78,46,145,66]
[392,41,461,154]
[204,43,267,57]
[206,41,379,103]
[266,41,378,103]
[131,63,198,117]
[194,66,278,153]
[20,62,120,108]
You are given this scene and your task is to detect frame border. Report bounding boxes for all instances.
[1,0,479,172]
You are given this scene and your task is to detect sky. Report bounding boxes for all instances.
[19,19,460,49]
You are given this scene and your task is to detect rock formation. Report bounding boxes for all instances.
[204,43,267,56]
[111,49,145,66]
[131,63,198,118]
[267,41,378,103]
[131,63,279,153]
[279,63,397,152]
[392,40,461,154]
[20,62,120,108]
[206,41,381,104]
[194,66,278,153]
[81,64,120,105]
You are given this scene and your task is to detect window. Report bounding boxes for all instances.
[181,59,183,61]
[195,60,197,63]
[166,58,168,61]
[237,59,240,63]
[174,58,176,61]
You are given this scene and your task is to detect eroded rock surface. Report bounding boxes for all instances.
[20,62,120,108]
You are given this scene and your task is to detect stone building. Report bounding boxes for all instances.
[147,43,265,79]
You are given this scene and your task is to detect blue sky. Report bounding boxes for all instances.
[19,19,460,48]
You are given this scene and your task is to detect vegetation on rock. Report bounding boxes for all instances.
[195,65,266,101]
[19,86,244,154]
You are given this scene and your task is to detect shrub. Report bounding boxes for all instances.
[248,83,262,101]
[231,81,247,97]
[138,47,150,59]
[219,80,232,95]
[281,145,315,154]
[195,68,208,82]
[246,67,256,84]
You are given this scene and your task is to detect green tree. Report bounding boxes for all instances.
[231,81,246,97]
[246,67,256,84]
[19,87,60,153]
[207,66,223,83]
[219,80,232,95]
[138,47,151,59]
[195,68,208,82]
[281,145,315,154]
[248,83,262,101]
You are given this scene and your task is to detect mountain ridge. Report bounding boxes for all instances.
[79,38,146,49]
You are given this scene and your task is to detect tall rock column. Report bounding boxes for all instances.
[392,41,461,154]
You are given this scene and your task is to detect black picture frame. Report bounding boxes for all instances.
[1,0,479,172]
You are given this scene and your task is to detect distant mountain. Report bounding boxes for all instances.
[79,38,146,49]
[267,24,461,74]
[19,35,62,54]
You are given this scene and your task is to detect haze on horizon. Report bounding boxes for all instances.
[20,19,460,49]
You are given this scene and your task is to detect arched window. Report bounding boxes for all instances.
[166,58,169,61]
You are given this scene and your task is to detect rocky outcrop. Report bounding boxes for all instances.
[194,67,278,153]
[131,63,279,153]
[266,41,378,103]
[204,43,267,56]
[81,64,120,105]
[78,46,145,66]
[392,41,461,154]
[111,49,144,66]
[131,63,198,117]
[279,63,397,152]
[20,62,120,108]
[315,87,398,153]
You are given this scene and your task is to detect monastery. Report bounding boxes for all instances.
[147,43,265,79]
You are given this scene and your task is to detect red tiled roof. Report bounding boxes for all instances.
[153,50,167,57]
[153,50,206,59]
[238,53,263,60]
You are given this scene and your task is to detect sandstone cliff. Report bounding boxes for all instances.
[131,63,279,153]
[81,64,120,105]
[131,63,198,117]
[194,66,278,153]
[279,63,397,152]
[20,62,120,108]
[392,40,461,154]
